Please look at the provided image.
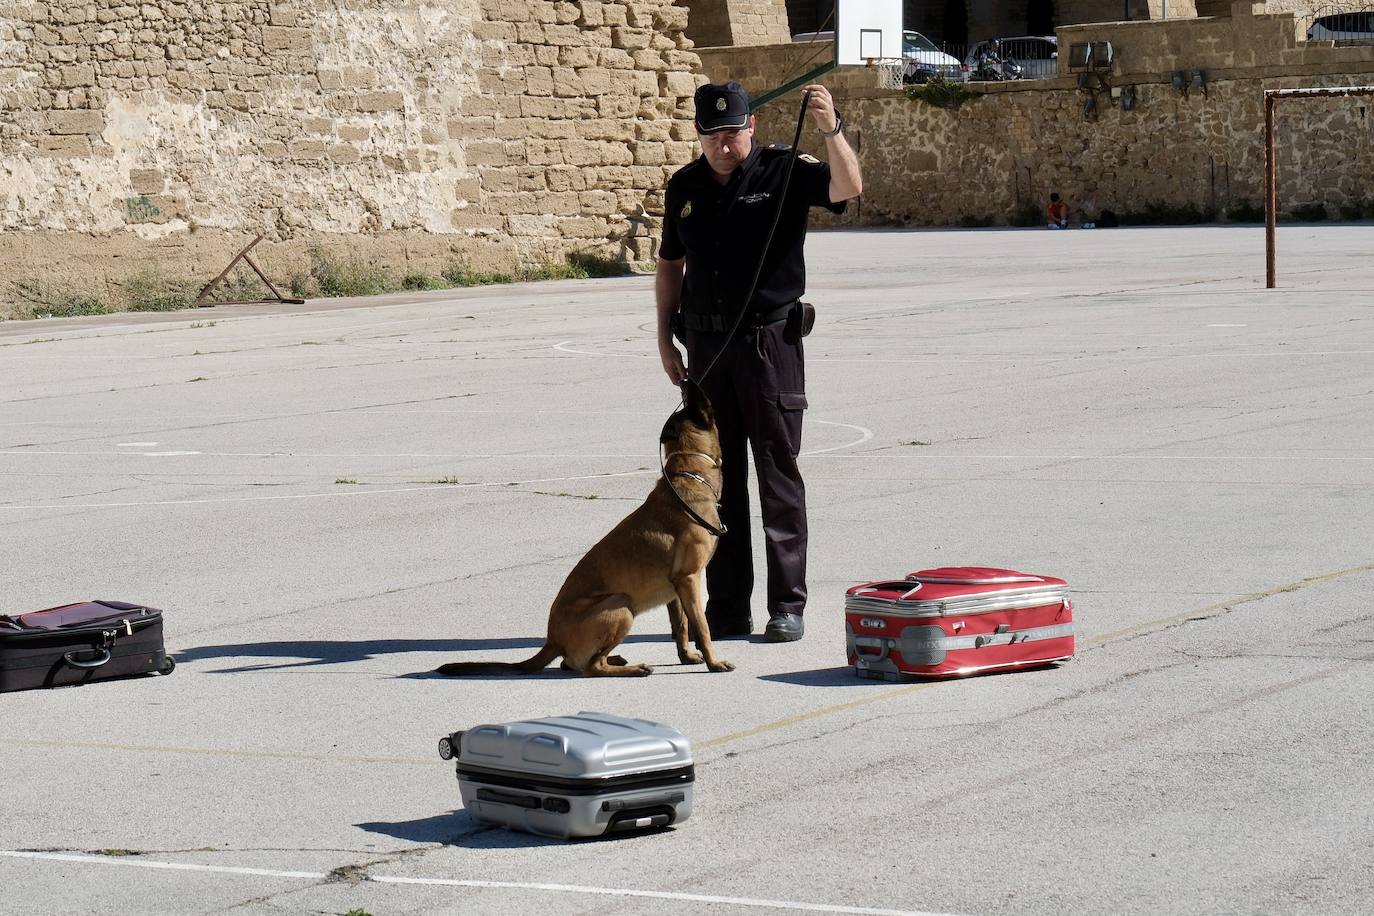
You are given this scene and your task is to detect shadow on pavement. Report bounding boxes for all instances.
[176,634,677,673]
[355,810,679,847]
[758,666,876,687]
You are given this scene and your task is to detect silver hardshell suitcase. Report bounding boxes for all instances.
[438,711,693,839]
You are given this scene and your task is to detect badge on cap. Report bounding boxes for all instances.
[716,98,727,111]
[680,201,692,219]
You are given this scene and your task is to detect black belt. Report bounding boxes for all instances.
[681,303,794,334]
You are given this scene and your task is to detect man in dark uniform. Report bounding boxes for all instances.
[654,80,863,642]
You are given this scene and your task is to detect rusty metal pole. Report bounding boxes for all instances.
[1261,85,1374,289]
[1264,90,1277,289]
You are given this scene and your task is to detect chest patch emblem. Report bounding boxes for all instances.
[680,200,692,219]
[740,192,771,205]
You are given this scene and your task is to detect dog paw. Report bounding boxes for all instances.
[707,659,735,673]
[631,664,654,676]
[677,650,704,665]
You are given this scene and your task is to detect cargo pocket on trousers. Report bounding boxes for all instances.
[778,391,807,456]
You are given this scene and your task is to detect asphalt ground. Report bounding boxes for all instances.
[2,224,1372,916]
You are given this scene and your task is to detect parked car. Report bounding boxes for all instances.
[901,30,967,83]
[964,36,1058,80]
[1306,11,1374,40]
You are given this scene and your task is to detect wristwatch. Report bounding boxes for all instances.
[821,112,843,137]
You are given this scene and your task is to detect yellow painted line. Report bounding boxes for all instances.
[0,736,432,766]
[1084,559,1374,647]
[702,559,1374,750]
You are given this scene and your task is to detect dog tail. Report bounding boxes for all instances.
[434,642,560,677]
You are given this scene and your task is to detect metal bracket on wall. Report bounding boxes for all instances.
[194,234,305,307]
[1172,69,1207,99]
[1077,71,1111,120]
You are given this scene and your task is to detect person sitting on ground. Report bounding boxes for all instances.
[1047,193,1069,229]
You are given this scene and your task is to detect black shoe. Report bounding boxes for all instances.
[763,612,804,642]
[706,614,753,639]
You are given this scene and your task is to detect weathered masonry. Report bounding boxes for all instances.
[0,0,703,313]
[1,0,1369,316]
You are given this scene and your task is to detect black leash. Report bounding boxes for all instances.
[660,90,817,536]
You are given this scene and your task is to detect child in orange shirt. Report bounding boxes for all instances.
[1047,193,1069,229]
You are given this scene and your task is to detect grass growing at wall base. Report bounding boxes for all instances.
[905,77,982,111]
[295,247,633,299]
[2,250,635,320]
[8,271,198,320]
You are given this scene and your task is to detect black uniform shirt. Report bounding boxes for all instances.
[660,144,846,318]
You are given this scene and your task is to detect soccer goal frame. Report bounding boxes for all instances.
[1265,86,1374,288]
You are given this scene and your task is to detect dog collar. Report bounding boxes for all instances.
[664,450,722,469]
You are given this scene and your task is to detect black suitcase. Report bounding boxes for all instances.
[0,600,174,693]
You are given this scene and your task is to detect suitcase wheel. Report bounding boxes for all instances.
[159,655,176,676]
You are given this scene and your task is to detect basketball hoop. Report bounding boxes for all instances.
[870,57,905,91]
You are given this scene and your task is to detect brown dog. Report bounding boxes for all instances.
[436,385,733,677]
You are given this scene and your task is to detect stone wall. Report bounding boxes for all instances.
[680,0,789,47]
[697,3,1374,230]
[0,0,703,317]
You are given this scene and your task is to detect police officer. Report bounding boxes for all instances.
[655,81,863,642]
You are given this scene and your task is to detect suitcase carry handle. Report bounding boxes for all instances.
[607,805,676,832]
[62,648,112,670]
[853,637,890,661]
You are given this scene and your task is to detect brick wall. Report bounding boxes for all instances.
[0,0,705,316]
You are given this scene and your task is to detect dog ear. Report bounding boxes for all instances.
[681,379,714,426]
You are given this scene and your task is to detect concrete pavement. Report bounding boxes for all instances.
[2,223,1372,915]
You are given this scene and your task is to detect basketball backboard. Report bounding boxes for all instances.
[835,0,903,66]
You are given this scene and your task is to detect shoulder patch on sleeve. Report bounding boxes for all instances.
[798,153,821,163]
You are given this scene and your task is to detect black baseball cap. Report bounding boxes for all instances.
[694,81,751,133]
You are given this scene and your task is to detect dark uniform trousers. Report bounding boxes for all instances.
[687,318,808,621]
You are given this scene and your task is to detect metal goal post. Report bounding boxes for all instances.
[1265,85,1374,288]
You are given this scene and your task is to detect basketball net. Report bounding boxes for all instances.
[869,57,905,90]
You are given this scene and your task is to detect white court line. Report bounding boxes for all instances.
[553,339,653,358]
[0,850,321,879]
[0,850,961,916]
[805,420,873,455]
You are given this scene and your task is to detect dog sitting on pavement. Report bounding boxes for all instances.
[436,382,733,677]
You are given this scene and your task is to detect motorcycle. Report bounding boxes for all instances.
[972,54,1024,82]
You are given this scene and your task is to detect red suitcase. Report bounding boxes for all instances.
[845,567,1074,680]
